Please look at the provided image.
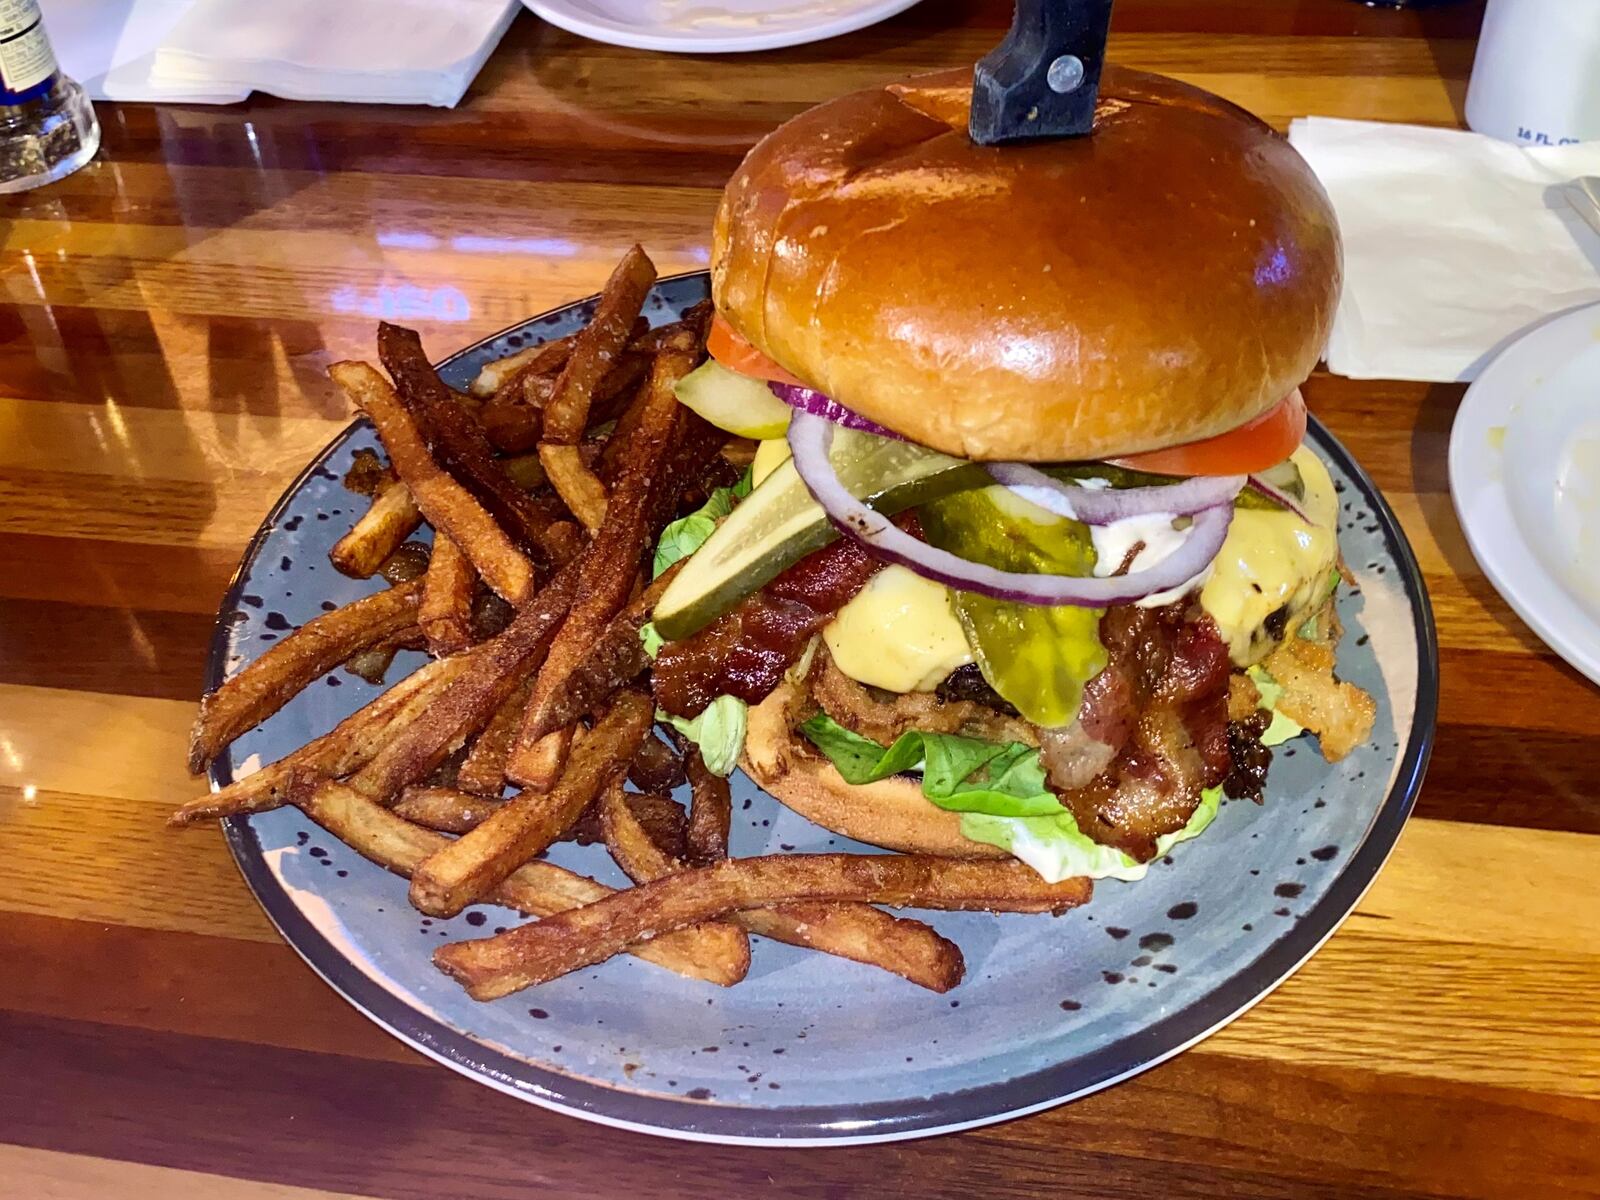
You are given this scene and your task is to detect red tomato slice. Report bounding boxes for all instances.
[707,314,807,387]
[1111,389,1307,476]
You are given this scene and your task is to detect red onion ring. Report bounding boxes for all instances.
[768,382,902,439]
[788,412,1234,607]
[1246,473,1311,522]
[983,462,1246,525]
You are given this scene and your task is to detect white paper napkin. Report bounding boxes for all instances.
[1289,117,1600,382]
[48,0,247,102]
[47,0,517,107]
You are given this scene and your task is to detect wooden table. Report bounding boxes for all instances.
[3,2,1597,1196]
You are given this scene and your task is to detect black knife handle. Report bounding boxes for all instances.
[969,0,1115,145]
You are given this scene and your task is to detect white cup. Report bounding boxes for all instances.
[1465,0,1600,146]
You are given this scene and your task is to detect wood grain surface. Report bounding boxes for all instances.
[3,2,1597,1197]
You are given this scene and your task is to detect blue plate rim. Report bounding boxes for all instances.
[209,270,1439,1144]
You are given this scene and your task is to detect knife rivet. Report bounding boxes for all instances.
[1047,54,1085,95]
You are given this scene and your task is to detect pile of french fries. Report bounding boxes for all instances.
[175,247,1092,1002]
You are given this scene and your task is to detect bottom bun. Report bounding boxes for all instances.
[742,680,1010,860]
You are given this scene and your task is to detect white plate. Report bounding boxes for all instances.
[521,0,922,53]
[1449,302,1600,685]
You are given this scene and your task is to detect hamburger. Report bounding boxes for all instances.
[644,66,1377,883]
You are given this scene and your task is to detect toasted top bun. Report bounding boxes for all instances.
[742,681,1009,859]
[712,66,1341,462]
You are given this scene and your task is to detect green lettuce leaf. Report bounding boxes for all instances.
[657,694,747,777]
[651,469,753,580]
[1262,709,1303,746]
[960,787,1222,883]
[1247,664,1305,747]
[798,714,1067,817]
[801,712,1223,881]
[638,621,664,660]
[644,469,756,772]
[1298,568,1342,639]
[797,714,925,782]
[653,488,734,579]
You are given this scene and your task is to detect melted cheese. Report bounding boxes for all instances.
[750,437,792,487]
[823,565,973,692]
[1201,447,1340,665]
[799,442,1337,683]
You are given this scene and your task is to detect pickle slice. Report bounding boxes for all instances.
[1041,461,1305,511]
[673,359,794,440]
[1242,458,1306,507]
[919,486,1107,728]
[652,429,985,640]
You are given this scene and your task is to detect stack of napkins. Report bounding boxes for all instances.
[1289,117,1600,383]
[49,0,518,108]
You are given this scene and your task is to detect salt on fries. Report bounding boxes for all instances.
[177,246,1090,1006]
[409,690,654,918]
[297,777,746,985]
[331,362,536,605]
[599,781,966,993]
[437,855,1090,1000]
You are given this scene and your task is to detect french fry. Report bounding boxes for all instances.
[599,783,750,960]
[498,453,546,491]
[598,782,964,993]
[565,788,687,859]
[646,428,725,540]
[484,317,649,410]
[597,785,686,872]
[296,778,746,986]
[512,725,575,794]
[471,332,578,397]
[684,750,732,867]
[541,246,657,445]
[540,519,586,568]
[455,676,533,796]
[518,560,681,744]
[343,643,400,685]
[480,399,543,455]
[392,785,506,834]
[410,690,654,918]
[379,323,576,571]
[332,361,535,605]
[587,352,652,425]
[188,578,425,772]
[436,854,1088,1000]
[398,782,689,860]
[600,306,715,485]
[536,442,610,533]
[597,387,652,485]
[508,343,699,786]
[346,560,580,806]
[341,447,393,496]
[418,534,477,656]
[519,492,585,567]
[499,352,654,454]
[626,301,712,355]
[628,736,686,793]
[330,482,424,578]
[171,655,469,826]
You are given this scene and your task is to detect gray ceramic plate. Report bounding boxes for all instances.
[210,272,1437,1145]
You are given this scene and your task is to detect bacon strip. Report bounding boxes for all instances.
[651,525,898,718]
[1048,603,1234,862]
